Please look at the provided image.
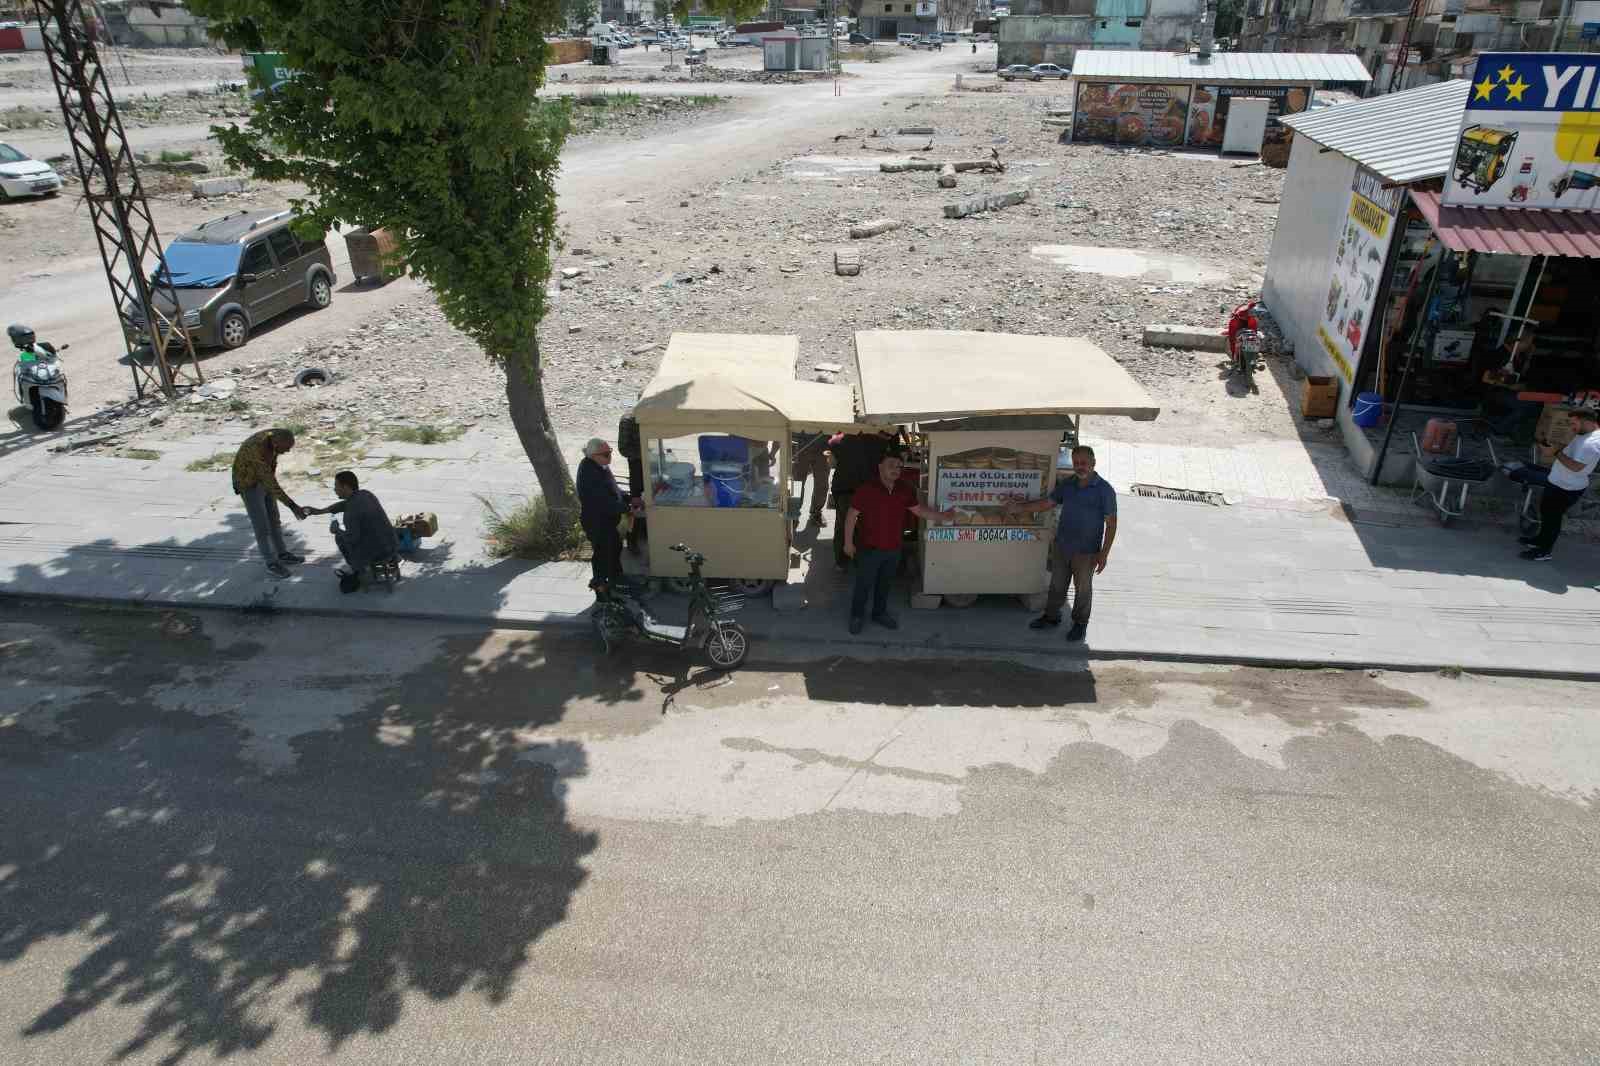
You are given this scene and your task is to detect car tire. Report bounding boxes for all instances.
[219,311,249,350]
[0,186,11,202]
[307,273,332,309]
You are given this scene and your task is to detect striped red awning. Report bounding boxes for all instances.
[1408,189,1600,258]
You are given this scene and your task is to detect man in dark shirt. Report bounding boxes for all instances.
[792,431,831,527]
[617,414,647,555]
[577,436,634,589]
[829,431,894,568]
[1005,445,1118,643]
[306,471,400,585]
[843,452,957,635]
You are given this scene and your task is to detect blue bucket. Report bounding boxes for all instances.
[1352,391,1385,428]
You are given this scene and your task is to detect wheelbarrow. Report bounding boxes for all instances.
[1410,432,1498,526]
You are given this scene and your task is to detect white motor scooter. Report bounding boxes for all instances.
[9,324,68,430]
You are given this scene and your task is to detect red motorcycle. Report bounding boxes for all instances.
[1225,298,1262,391]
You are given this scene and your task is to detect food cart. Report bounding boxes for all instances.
[852,330,1160,606]
[632,332,872,592]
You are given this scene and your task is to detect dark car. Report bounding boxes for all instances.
[126,208,336,351]
[1031,62,1070,79]
[998,63,1039,81]
[848,31,872,44]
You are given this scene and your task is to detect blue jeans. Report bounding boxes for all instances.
[850,547,899,620]
[1507,464,1550,488]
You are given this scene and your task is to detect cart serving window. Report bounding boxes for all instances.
[852,330,1160,605]
[631,333,876,587]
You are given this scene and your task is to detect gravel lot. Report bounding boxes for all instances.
[7,48,1316,463]
[116,90,1304,454]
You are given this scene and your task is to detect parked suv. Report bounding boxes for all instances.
[126,208,336,351]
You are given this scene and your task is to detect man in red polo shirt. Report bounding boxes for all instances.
[842,451,957,634]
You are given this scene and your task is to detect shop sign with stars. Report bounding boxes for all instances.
[1444,53,1600,211]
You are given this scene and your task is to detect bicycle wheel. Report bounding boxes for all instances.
[703,622,749,670]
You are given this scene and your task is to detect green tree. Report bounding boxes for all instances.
[567,0,599,29]
[189,0,579,517]
[1213,0,1245,40]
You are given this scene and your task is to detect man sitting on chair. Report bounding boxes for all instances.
[306,471,399,586]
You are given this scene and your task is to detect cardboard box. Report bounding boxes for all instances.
[1302,376,1339,419]
[1537,403,1578,448]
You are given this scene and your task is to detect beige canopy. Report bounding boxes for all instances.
[853,330,1161,424]
[633,332,863,437]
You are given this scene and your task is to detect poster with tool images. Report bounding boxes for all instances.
[1074,83,1192,147]
[1444,52,1600,210]
[934,446,1049,529]
[1317,166,1401,383]
[1184,85,1310,149]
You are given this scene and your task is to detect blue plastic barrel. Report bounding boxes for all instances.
[705,462,744,507]
[1352,391,1385,428]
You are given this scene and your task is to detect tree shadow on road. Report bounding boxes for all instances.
[0,608,622,1062]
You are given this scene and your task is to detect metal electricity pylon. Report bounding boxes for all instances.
[32,0,202,399]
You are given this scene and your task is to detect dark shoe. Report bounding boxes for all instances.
[1520,548,1552,561]
[279,551,305,564]
[1066,622,1088,642]
[266,562,290,578]
[872,612,899,630]
[848,615,864,635]
[1029,615,1061,630]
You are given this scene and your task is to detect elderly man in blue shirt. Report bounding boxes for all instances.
[1004,444,1118,643]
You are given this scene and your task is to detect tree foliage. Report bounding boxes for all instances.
[1214,0,1246,40]
[188,0,578,508]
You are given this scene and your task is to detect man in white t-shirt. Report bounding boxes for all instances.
[1522,407,1600,561]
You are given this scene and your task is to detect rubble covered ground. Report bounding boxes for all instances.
[6,47,1326,472]
[87,91,1305,454]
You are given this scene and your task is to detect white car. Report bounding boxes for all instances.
[0,142,63,201]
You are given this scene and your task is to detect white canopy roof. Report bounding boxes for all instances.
[853,330,1160,424]
[1280,79,1469,186]
[633,332,861,436]
[1071,50,1371,85]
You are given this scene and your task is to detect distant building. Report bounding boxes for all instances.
[997,0,1197,66]
[1238,0,1593,94]
[859,0,940,38]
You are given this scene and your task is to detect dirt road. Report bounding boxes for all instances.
[1,47,972,415]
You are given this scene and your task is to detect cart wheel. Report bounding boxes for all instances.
[943,593,979,608]
[1436,509,1454,528]
[733,578,773,596]
[1518,511,1540,538]
[704,622,749,670]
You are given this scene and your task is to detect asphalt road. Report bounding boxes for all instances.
[1,603,1597,1064]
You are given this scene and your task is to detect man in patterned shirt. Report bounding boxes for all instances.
[231,428,308,577]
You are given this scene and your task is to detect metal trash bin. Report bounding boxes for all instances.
[591,43,611,64]
[343,226,403,286]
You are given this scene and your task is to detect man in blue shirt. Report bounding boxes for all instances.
[1004,444,1118,642]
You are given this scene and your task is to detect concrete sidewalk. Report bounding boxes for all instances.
[2,423,1598,677]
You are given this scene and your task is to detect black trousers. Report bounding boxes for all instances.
[1535,484,1585,552]
[586,523,624,586]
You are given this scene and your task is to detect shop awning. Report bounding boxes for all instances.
[853,330,1160,424]
[1408,189,1600,258]
[633,332,864,437]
